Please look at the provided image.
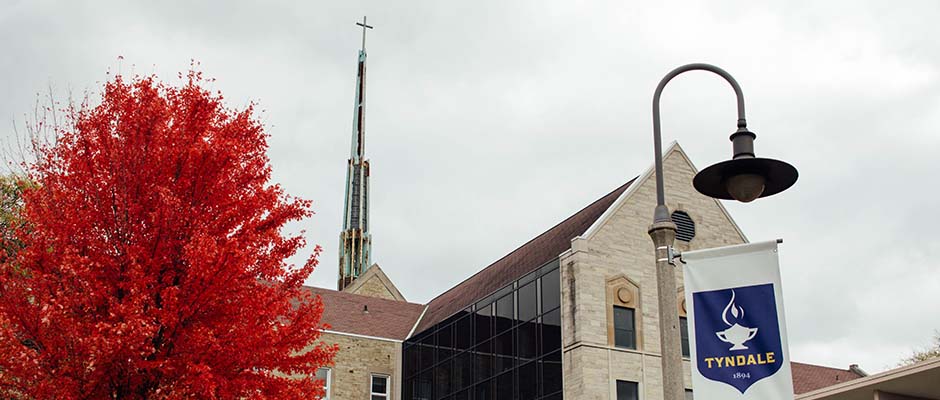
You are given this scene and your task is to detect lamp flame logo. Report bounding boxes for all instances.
[721,290,745,326]
[715,290,758,351]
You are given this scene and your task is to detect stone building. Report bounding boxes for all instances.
[393,143,856,400]
[310,140,867,399]
[308,19,873,399]
[306,276,422,400]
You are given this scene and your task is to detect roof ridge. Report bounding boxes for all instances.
[421,177,636,307]
[791,361,856,372]
[304,285,424,307]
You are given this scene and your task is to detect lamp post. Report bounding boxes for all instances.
[647,63,797,400]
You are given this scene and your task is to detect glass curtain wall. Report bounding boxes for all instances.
[403,259,562,400]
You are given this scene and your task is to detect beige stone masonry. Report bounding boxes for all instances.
[342,264,407,302]
[562,143,747,400]
[318,331,402,400]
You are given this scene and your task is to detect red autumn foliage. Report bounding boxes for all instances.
[0,72,336,399]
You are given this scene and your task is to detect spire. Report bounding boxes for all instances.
[349,16,373,163]
[339,16,374,291]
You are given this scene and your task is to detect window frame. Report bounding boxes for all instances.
[616,379,639,400]
[370,373,390,399]
[315,367,331,400]
[613,305,637,349]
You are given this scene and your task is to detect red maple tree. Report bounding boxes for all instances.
[0,72,336,399]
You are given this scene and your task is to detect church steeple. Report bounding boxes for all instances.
[339,16,374,291]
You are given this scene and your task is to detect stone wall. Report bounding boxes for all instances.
[350,275,397,300]
[319,331,402,399]
[561,145,747,400]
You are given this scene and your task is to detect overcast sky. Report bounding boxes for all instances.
[2,0,938,373]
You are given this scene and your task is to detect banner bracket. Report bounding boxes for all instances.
[668,246,686,266]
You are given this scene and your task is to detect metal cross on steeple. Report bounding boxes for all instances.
[356,16,373,50]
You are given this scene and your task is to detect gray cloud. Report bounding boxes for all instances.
[2,0,937,373]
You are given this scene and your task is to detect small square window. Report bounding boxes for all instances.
[371,374,389,399]
[613,306,636,349]
[314,368,331,400]
[616,380,638,400]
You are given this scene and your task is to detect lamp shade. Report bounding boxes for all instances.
[693,157,798,201]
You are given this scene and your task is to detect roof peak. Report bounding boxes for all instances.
[414,177,636,332]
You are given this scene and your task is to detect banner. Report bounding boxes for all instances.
[682,240,794,399]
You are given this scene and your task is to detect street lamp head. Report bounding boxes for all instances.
[693,129,798,202]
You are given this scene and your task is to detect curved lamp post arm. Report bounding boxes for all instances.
[651,63,748,223]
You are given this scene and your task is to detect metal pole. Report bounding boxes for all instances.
[648,63,748,400]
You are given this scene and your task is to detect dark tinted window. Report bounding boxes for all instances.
[455,313,473,350]
[518,361,538,399]
[420,334,436,370]
[416,371,432,400]
[403,261,562,400]
[680,316,690,358]
[496,371,513,400]
[454,351,472,391]
[518,281,538,322]
[474,379,493,400]
[541,268,560,312]
[541,308,561,355]
[438,324,454,361]
[372,375,388,393]
[495,293,514,334]
[404,343,417,377]
[475,305,492,343]
[434,361,451,397]
[517,319,539,361]
[616,381,638,400]
[614,306,636,349]
[541,359,562,395]
[493,329,514,374]
[474,340,493,381]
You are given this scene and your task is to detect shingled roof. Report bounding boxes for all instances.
[791,362,866,394]
[414,178,636,333]
[305,286,425,341]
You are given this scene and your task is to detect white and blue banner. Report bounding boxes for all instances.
[682,240,794,400]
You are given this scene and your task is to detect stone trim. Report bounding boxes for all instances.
[606,274,642,350]
[404,306,428,340]
[564,341,650,356]
[322,329,403,343]
[677,286,687,317]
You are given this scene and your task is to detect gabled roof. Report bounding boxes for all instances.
[305,286,425,341]
[581,141,747,242]
[795,358,940,400]
[791,362,867,394]
[413,178,636,333]
[342,264,407,302]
